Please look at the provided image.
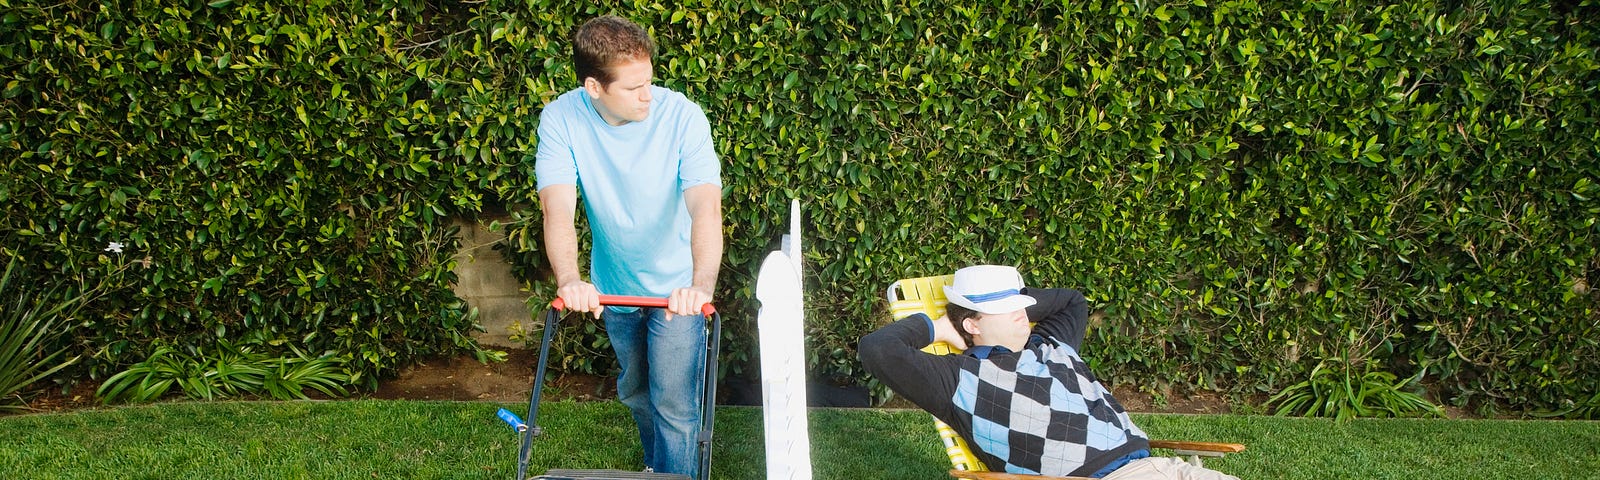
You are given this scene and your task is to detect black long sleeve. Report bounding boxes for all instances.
[1024,287,1089,349]
[859,314,962,418]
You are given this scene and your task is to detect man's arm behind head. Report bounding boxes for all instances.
[859,314,963,417]
[1024,287,1089,349]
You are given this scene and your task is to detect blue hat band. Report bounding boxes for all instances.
[962,289,1020,304]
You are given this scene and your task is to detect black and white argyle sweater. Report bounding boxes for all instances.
[861,288,1150,478]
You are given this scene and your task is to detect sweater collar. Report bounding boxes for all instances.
[966,334,1047,359]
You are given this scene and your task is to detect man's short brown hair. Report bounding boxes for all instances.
[946,303,980,347]
[572,15,656,86]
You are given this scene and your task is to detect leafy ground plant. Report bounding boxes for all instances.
[1533,390,1600,420]
[1267,358,1445,420]
[97,341,350,404]
[0,257,84,413]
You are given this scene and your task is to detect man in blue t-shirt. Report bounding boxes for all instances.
[533,15,722,478]
[861,265,1238,479]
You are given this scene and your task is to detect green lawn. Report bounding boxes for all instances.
[0,400,1595,479]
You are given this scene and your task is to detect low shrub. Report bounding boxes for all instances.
[0,256,85,413]
[97,341,350,404]
[1267,358,1445,420]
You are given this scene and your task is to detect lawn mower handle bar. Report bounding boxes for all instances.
[550,294,718,316]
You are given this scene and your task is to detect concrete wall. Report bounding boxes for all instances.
[451,217,533,348]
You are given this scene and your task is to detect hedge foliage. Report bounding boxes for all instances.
[1,0,499,386]
[3,0,1596,414]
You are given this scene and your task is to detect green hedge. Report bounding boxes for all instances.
[3,0,1596,415]
[0,0,499,386]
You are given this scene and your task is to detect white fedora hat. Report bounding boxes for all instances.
[943,265,1037,314]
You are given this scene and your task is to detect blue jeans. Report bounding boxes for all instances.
[604,307,707,477]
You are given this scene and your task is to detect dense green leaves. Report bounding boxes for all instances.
[2,0,1596,415]
[1,0,494,387]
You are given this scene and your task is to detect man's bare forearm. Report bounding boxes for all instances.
[539,185,584,287]
[685,184,723,293]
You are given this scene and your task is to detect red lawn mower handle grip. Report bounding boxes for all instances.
[551,294,717,316]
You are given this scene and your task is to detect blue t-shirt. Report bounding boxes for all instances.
[534,86,720,298]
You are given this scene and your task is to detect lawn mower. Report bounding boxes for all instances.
[497,294,721,480]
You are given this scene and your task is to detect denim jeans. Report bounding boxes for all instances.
[604,307,707,477]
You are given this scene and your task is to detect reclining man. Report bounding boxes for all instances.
[860,265,1238,479]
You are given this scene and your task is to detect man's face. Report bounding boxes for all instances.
[585,58,653,126]
[967,308,1031,350]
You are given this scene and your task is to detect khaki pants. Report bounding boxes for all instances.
[1101,457,1240,480]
